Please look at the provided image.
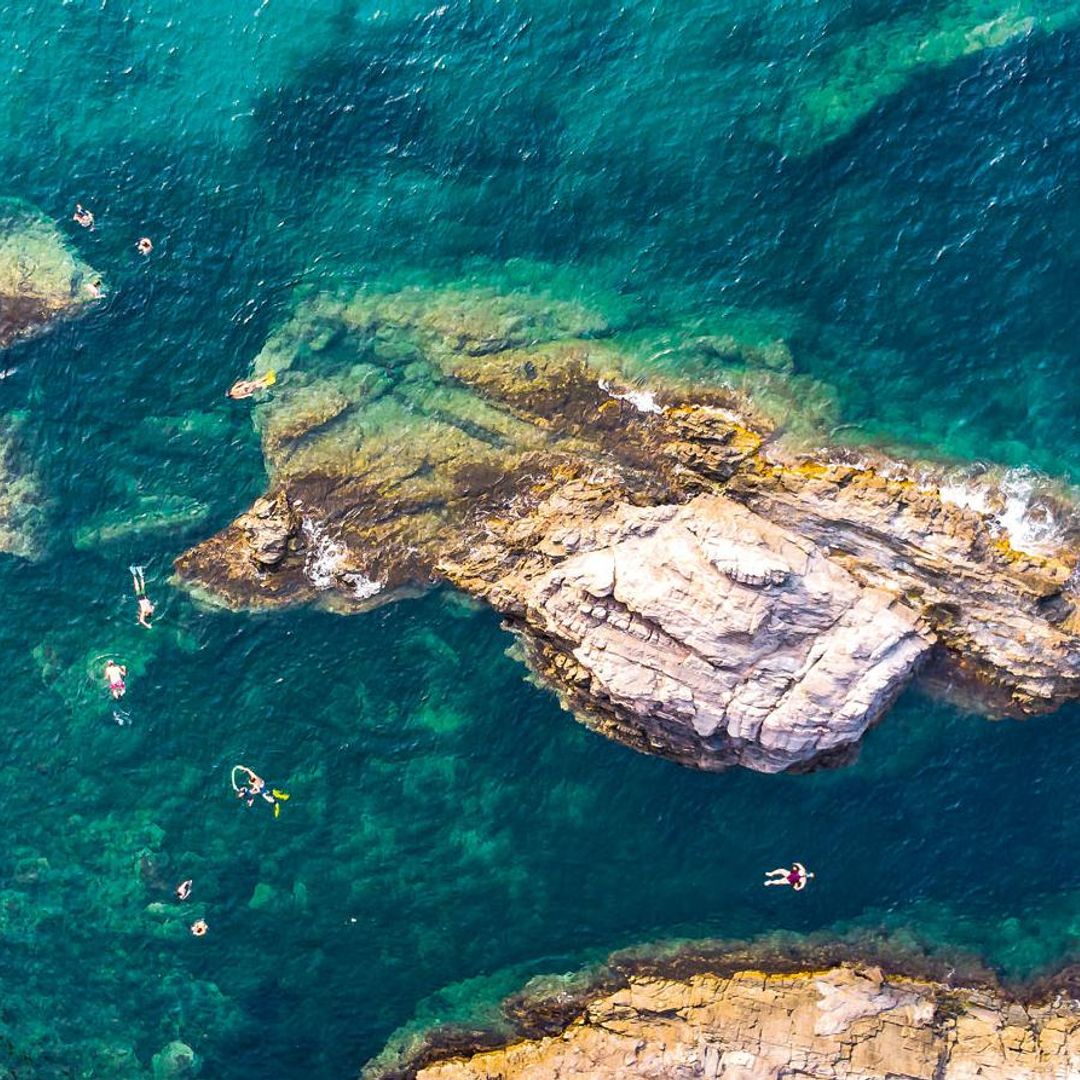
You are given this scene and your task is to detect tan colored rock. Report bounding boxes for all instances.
[385,964,1080,1080]
[175,285,1080,773]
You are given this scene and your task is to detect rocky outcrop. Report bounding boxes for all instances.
[0,198,101,349]
[368,952,1080,1080]
[175,285,1080,773]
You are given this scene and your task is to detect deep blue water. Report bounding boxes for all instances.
[0,1,1078,1076]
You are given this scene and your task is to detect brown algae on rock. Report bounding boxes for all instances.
[175,281,1080,774]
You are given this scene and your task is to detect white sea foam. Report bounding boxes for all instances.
[598,378,664,415]
[302,517,383,598]
[938,468,1069,554]
[343,572,383,600]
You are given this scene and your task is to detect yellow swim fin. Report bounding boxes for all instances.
[273,802,281,819]
[272,789,290,801]
[263,369,277,387]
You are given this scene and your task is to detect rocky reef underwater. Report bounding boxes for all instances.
[0,198,100,352]
[0,202,102,560]
[175,279,1079,775]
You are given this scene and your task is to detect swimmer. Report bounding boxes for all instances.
[176,879,193,901]
[136,236,153,255]
[763,862,814,891]
[130,565,155,628]
[85,279,103,299]
[190,919,208,937]
[72,203,95,230]
[226,370,277,400]
[234,766,274,807]
[232,764,290,817]
[103,659,127,699]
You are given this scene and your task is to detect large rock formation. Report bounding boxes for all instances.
[0,198,100,350]
[365,946,1080,1080]
[175,285,1080,773]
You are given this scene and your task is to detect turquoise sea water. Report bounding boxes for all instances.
[1,0,1079,1075]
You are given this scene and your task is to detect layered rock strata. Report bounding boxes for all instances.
[0,199,100,350]
[176,286,1080,772]
[368,953,1080,1080]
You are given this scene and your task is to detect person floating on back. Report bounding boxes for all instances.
[104,659,127,699]
[130,565,155,628]
[72,203,95,229]
[232,764,290,818]
[763,862,814,891]
[226,370,276,400]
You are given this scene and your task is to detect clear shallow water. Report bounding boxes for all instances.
[0,0,1078,1075]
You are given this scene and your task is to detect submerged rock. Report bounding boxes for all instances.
[175,284,1080,773]
[767,0,1080,156]
[0,413,48,560]
[151,1041,200,1080]
[364,942,1080,1080]
[73,493,211,550]
[0,198,100,349]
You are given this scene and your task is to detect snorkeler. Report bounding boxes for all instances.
[136,236,153,255]
[130,565,155,628]
[72,203,95,229]
[84,279,104,299]
[232,765,290,817]
[763,862,814,891]
[103,659,127,699]
[190,919,208,937]
[176,879,193,901]
[226,370,276,400]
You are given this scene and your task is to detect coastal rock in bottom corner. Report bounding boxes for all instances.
[368,956,1080,1080]
[0,198,101,350]
[175,284,1080,774]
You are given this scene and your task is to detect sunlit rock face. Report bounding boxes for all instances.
[0,199,100,350]
[176,284,1080,773]
[370,957,1080,1080]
